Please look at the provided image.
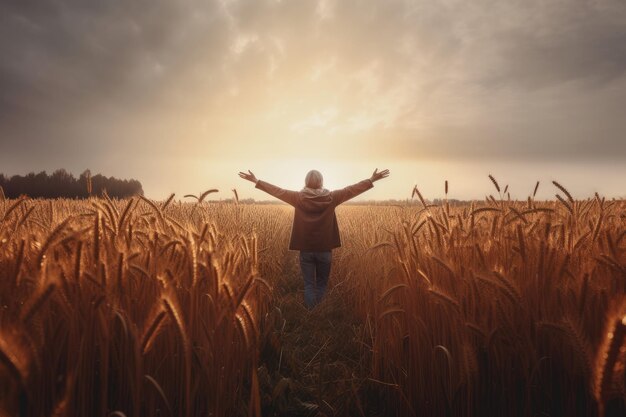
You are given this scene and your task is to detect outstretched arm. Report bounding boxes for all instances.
[332,168,390,205]
[238,170,299,206]
[238,170,259,184]
[370,168,390,183]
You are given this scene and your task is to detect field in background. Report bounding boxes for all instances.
[0,181,625,417]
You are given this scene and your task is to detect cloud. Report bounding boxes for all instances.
[0,1,229,120]
[466,0,626,90]
[0,0,625,174]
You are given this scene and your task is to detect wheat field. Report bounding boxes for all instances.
[0,180,624,417]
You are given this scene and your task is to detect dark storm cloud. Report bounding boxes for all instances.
[471,1,626,90]
[0,0,229,143]
[394,0,626,161]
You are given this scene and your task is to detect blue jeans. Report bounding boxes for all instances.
[299,251,332,309]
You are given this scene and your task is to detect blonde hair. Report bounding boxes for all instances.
[304,170,323,189]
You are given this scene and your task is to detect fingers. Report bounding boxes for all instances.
[238,171,253,181]
[376,169,390,180]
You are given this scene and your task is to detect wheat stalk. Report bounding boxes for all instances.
[552,181,574,203]
[21,283,56,323]
[594,314,626,416]
[488,174,500,193]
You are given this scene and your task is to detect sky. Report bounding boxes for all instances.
[1,0,625,201]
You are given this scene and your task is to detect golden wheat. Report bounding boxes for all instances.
[0,179,624,416]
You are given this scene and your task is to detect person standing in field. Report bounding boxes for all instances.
[238,168,390,309]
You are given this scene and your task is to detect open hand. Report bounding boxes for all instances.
[238,170,258,184]
[370,168,390,183]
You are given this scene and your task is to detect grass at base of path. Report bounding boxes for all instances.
[255,251,391,417]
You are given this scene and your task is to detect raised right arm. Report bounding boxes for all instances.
[331,168,390,205]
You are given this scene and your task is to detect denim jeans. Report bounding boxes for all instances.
[299,251,332,309]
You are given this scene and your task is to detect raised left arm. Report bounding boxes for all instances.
[239,170,299,206]
[239,170,258,184]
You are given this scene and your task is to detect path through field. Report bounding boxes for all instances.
[256,250,384,417]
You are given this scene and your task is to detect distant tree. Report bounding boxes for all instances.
[0,169,143,199]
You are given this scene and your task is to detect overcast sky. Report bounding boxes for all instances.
[1,0,625,200]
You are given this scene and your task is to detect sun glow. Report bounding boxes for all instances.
[258,158,361,192]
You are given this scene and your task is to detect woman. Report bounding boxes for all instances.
[238,168,389,308]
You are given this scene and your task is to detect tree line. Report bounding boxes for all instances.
[0,169,144,199]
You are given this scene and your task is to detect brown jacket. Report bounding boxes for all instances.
[255,179,374,251]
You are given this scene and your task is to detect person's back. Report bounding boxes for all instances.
[292,186,338,251]
[239,168,389,308]
[254,174,375,251]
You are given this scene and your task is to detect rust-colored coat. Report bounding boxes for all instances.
[255,179,374,251]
